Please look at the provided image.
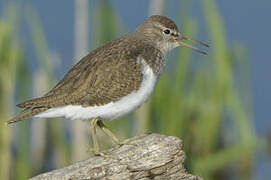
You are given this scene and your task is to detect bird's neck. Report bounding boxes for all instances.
[128,33,167,76]
[138,43,167,77]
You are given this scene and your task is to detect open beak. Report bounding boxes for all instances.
[176,35,209,55]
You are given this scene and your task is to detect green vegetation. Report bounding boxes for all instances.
[0,1,261,179]
[0,5,24,180]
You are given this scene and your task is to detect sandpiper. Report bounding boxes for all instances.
[8,15,208,155]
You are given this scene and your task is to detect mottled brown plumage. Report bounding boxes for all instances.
[8,15,208,124]
[17,36,164,108]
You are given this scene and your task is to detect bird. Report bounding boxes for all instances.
[7,15,208,155]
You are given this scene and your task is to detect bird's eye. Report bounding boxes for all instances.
[163,29,170,35]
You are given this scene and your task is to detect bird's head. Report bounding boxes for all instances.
[136,15,208,54]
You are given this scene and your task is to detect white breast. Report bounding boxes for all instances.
[35,58,157,121]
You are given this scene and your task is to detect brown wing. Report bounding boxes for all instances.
[16,35,144,109]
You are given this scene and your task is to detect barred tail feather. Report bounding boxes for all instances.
[6,107,49,124]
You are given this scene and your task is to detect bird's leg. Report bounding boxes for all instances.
[90,117,107,156]
[97,120,141,146]
[88,118,119,159]
[97,120,124,145]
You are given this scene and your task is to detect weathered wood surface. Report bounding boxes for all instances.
[30,133,202,180]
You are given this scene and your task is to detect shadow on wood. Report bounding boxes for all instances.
[30,133,202,180]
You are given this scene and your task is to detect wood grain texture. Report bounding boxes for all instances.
[30,134,202,180]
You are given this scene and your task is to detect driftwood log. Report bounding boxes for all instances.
[30,134,202,180]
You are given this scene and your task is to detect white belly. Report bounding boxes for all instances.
[35,59,157,121]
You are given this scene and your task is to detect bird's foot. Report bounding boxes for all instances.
[114,134,149,147]
[88,148,117,160]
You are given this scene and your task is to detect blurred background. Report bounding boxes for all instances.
[0,0,270,179]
